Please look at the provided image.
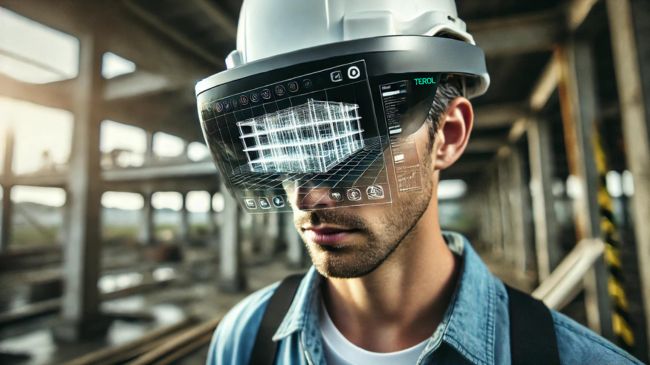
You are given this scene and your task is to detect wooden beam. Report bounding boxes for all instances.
[123,0,224,68]
[527,118,561,279]
[469,10,562,56]
[102,161,217,182]
[191,0,237,38]
[465,137,504,153]
[0,74,73,110]
[557,41,613,339]
[103,72,180,101]
[607,0,650,357]
[0,0,214,80]
[474,103,528,129]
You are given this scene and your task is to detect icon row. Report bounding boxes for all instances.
[328,185,384,202]
[329,65,361,83]
[213,79,313,114]
[242,185,383,210]
[244,195,285,210]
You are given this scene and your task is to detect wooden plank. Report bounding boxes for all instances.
[557,42,614,339]
[527,118,561,279]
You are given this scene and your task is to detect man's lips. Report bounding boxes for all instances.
[302,225,360,246]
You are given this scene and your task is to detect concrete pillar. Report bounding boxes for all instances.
[1,126,14,252]
[219,185,246,292]
[179,192,190,243]
[527,118,561,280]
[144,130,154,165]
[264,213,280,256]
[139,191,154,245]
[607,0,650,358]
[557,42,613,339]
[53,32,109,342]
[285,213,306,268]
[206,191,219,249]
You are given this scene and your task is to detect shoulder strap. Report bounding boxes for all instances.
[506,285,561,365]
[249,273,305,365]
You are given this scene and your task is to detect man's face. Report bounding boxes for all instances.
[284,121,436,278]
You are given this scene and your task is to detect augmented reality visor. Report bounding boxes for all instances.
[196,36,487,213]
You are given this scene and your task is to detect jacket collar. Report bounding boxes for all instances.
[273,231,497,365]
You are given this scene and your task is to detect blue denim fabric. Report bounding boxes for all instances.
[206,232,642,365]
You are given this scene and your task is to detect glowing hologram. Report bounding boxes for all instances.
[237,99,364,173]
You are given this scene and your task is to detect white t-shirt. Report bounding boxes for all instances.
[319,299,428,365]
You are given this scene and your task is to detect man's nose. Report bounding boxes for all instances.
[293,182,338,211]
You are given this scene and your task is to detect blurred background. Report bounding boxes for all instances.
[0,0,649,364]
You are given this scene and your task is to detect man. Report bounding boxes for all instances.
[197,1,643,364]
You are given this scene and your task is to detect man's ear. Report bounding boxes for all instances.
[433,97,474,170]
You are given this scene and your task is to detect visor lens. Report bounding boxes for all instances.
[198,59,440,213]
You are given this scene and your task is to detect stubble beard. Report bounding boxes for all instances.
[295,159,434,279]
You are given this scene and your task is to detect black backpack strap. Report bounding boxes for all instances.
[506,285,561,365]
[249,273,305,365]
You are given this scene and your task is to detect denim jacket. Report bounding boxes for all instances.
[206,232,642,365]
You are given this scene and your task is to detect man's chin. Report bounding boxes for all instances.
[309,250,384,279]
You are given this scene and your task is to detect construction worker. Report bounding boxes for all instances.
[195,0,643,364]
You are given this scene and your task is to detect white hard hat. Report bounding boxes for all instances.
[226,0,488,98]
[195,0,490,213]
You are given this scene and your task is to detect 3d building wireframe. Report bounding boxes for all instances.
[237,99,365,173]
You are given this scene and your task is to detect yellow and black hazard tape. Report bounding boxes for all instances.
[593,133,635,349]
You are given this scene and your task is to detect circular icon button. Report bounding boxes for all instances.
[272,196,285,208]
[239,95,249,105]
[250,92,260,103]
[347,65,361,79]
[222,100,231,111]
[287,81,299,93]
[274,85,286,96]
[261,89,272,100]
[303,79,313,89]
[214,102,223,113]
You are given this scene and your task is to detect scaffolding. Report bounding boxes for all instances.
[236,99,364,174]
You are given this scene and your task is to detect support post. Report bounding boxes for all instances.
[179,192,190,243]
[53,32,109,341]
[285,213,305,268]
[264,213,280,256]
[507,145,534,274]
[206,190,219,248]
[144,130,154,165]
[219,185,246,292]
[527,118,562,279]
[607,0,650,358]
[139,190,154,245]
[1,126,14,252]
[557,42,613,339]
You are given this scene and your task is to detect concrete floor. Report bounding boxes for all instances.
[0,245,304,365]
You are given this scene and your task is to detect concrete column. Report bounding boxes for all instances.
[527,118,561,280]
[557,42,613,339]
[285,213,306,268]
[144,130,154,165]
[206,191,219,249]
[607,0,650,358]
[139,191,154,245]
[264,213,280,256]
[53,32,109,342]
[219,185,246,292]
[497,156,514,264]
[179,192,190,243]
[1,126,14,252]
